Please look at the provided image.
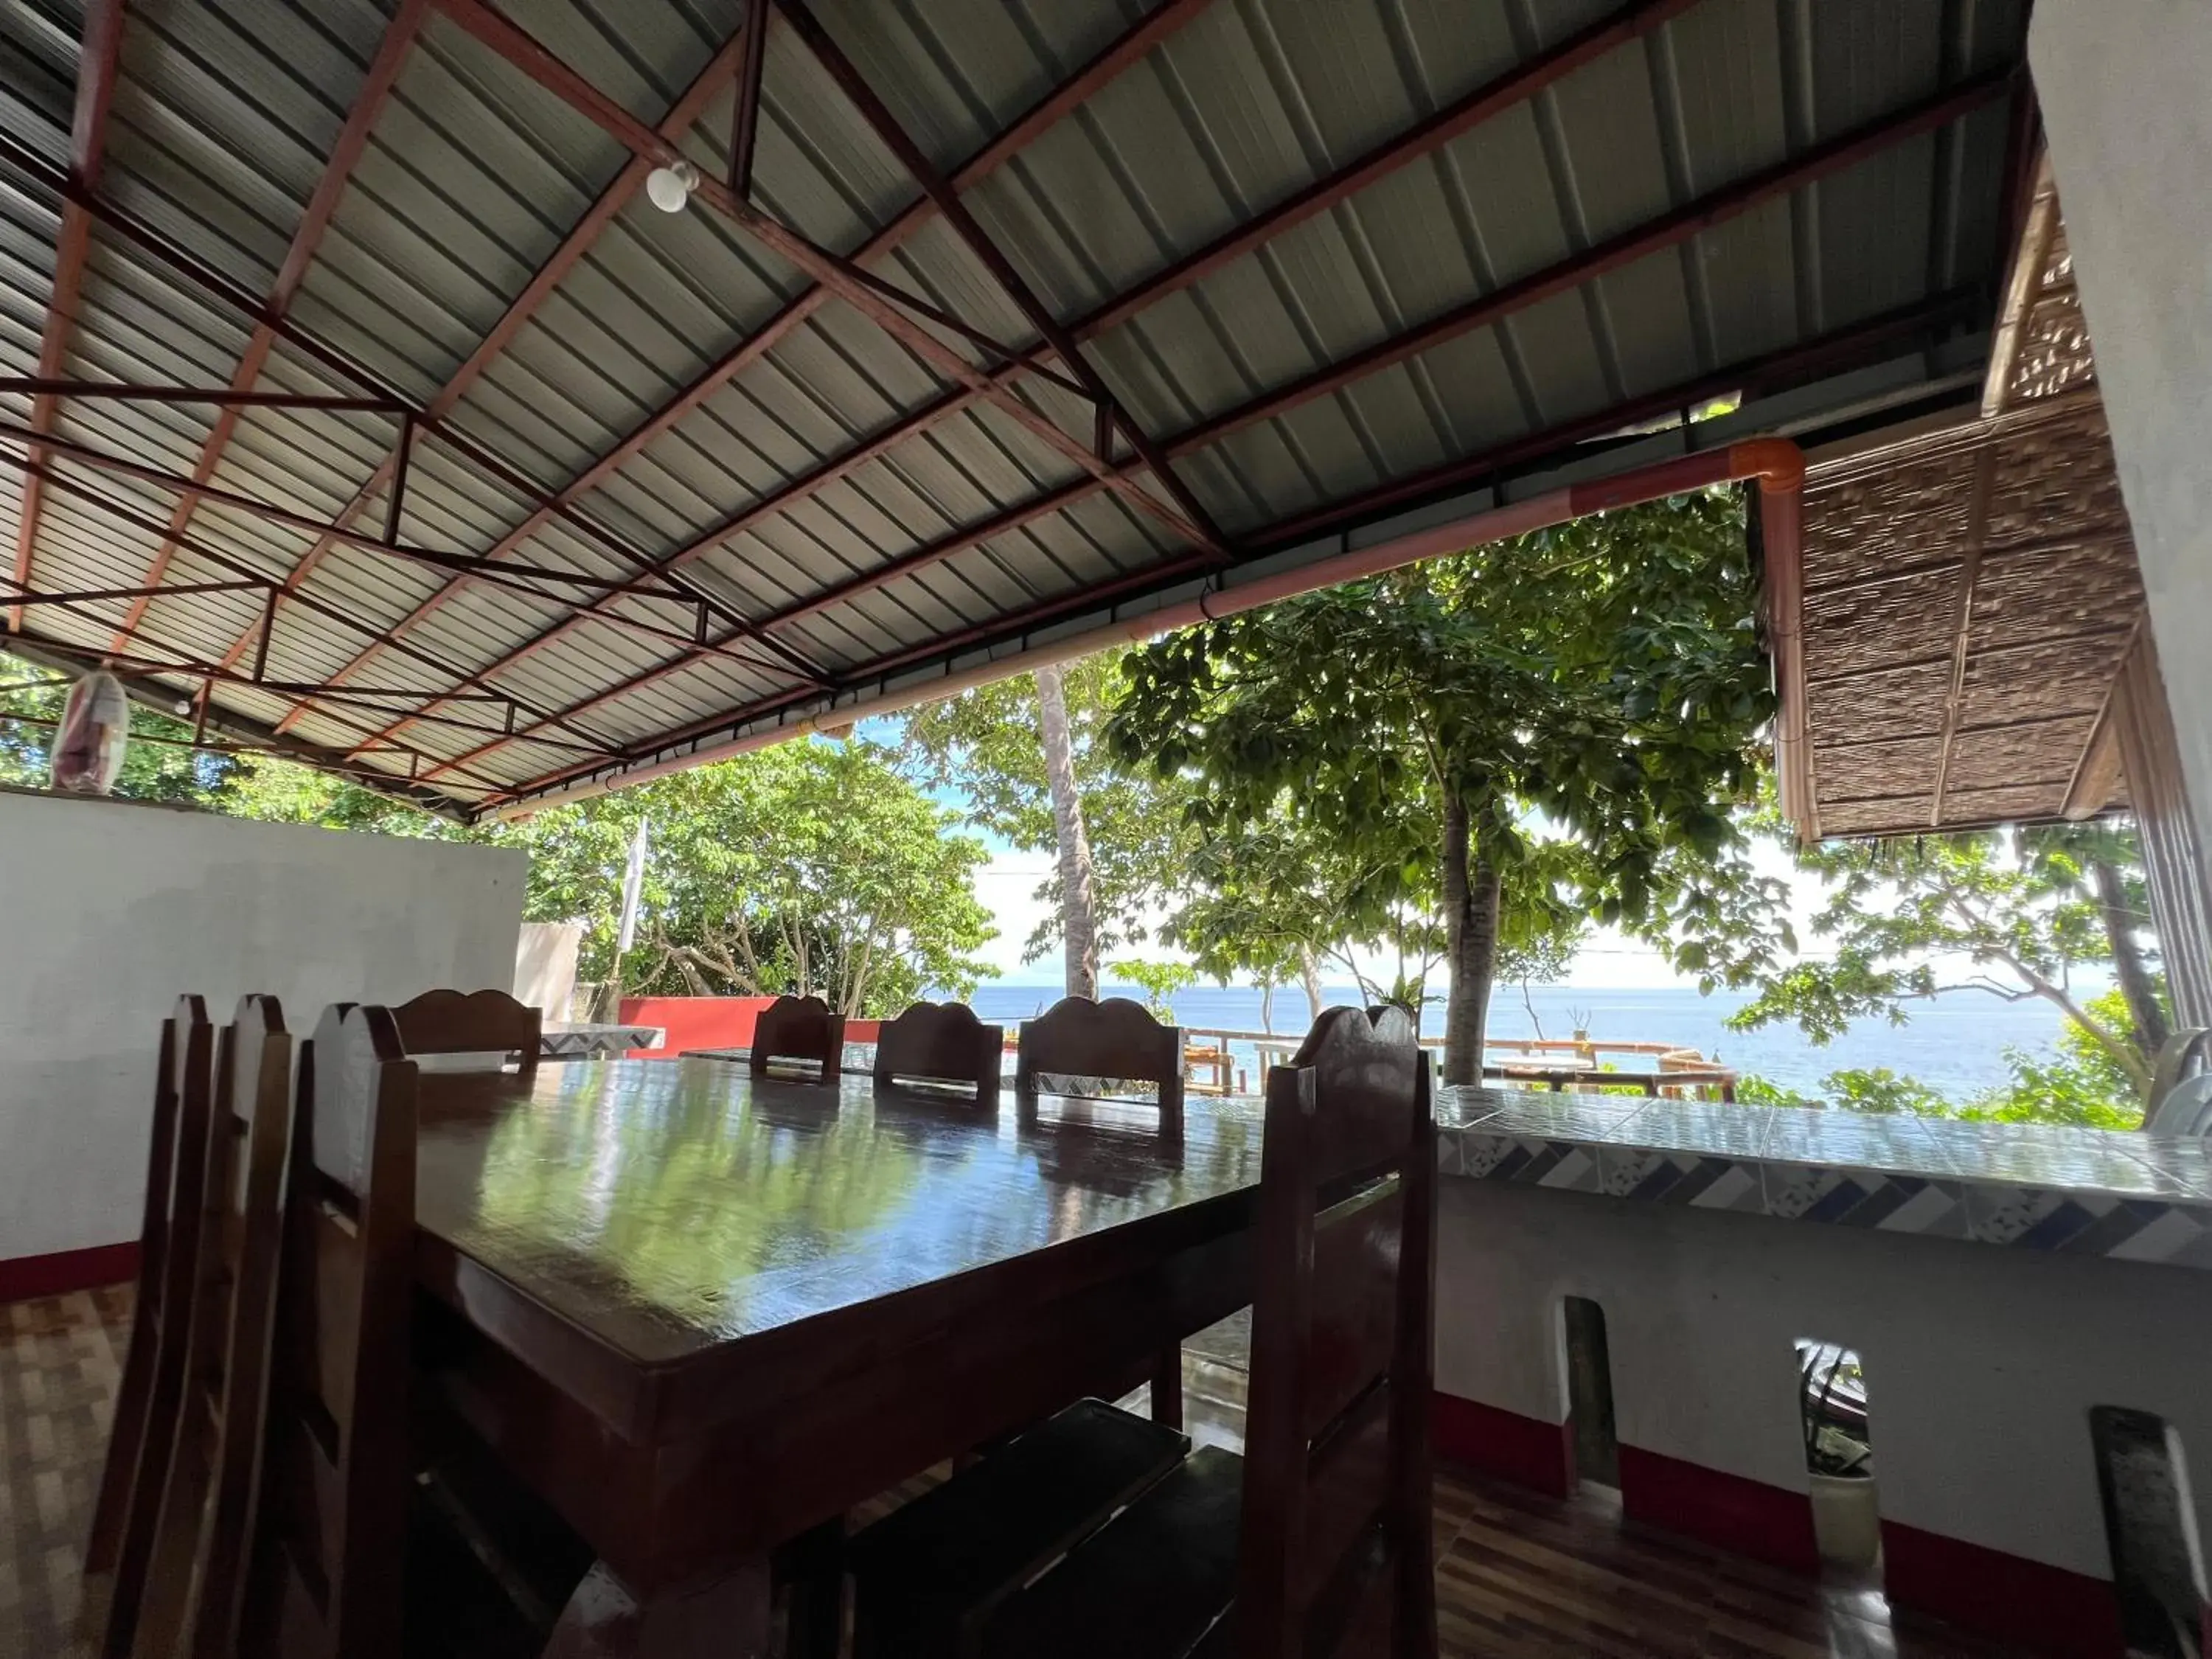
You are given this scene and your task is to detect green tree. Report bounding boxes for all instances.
[895,650,1197,976]
[512,740,996,1018]
[1112,957,1197,1020]
[1725,821,2167,1101]
[1160,802,1585,1024]
[1107,493,1771,1083]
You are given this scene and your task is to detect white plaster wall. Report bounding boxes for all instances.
[2030,2,2212,849]
[1437,1178,2212,1582]
[0,792,526,1262]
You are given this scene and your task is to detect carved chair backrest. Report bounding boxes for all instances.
[1237,1004,1437,1658]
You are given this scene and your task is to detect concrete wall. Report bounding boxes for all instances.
[1436,1178,2212,1584]
[0,791,526,1264]
[515,920,582,1021]
[2031,2,2212,863]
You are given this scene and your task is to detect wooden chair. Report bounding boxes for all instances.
[133,995,295,1659]
[83,997,204,1581]
[1015,995,1186,1141]
[975,1004,1439,1659]
[390,986,541,1074]
[874,1001,1004,1105]
[751,994,846,1081]
[85,995,213,1659]
[1015,996,1189,1422]
[235,1003,420,1658]
[237,1003,580,1659]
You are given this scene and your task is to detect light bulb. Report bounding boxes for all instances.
[646,161,700,212]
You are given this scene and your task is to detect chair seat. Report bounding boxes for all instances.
[849,1398,1189,1658]
[978,1445,1243,1659]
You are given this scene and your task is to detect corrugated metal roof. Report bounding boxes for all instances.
[0,0,2027,816]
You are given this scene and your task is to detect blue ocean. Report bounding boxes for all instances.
[966,981,2074,1099]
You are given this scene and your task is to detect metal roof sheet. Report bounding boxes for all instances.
[1,0,2028,815]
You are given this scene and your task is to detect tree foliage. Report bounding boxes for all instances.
[895,650,1196,965]
[510,740,995,1018]
[1723,821,2166,1099]
[1106,492,1773,1081]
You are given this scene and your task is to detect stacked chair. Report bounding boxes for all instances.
[81,995,212,1658]
[852,1004,1439,1658]
[83,990,582,1659]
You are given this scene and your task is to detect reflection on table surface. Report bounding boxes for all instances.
[414,1058,1265,1364]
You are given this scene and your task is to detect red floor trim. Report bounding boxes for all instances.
[1432,1391,1575,1498]
[1883,1519,2124,1657]
[1618,1443,1819,1574]
[0,1240,138,1304]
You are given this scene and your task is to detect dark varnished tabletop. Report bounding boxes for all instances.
[412,1058,1266,1443]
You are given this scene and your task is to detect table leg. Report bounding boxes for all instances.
[1151,1342,1185,1431]
[541,1557,773,1658]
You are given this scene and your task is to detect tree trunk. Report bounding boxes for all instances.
[1441,796,1501,1087]
[1034,663,1099,999]
[1299,945,1325,1031]
[2092,855,2171,1062]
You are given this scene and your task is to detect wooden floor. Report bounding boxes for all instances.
[0,1288,2023,1658]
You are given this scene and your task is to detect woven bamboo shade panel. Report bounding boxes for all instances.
[1778,172,2146,843]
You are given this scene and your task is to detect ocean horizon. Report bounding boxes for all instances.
[964,980,2075,1099]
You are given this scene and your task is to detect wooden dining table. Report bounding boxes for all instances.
[409,1057,1266,1657]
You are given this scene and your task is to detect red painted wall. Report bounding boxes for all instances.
[1883,1520,2125,1658]
[0,1240,139,1304]
[615,998,881,1060]
[1432,1391,1576,1498]
[618,995,775,1058]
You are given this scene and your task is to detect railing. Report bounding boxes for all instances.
[1178,1027,1739,1101]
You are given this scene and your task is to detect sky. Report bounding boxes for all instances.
[964,833,1827,990]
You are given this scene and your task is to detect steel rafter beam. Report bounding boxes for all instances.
[0,380,405,411]
[773,0,1226,551]
[411,74,2003,785]
[10,0,123,630]
[106,0,431,653]
[3,633,588,772]
[445,288,1977,799]
[428,0,1218,555]
[256,22,804,729]
[3,454,622,754]
[728,0,769,198]
[0,709,494,790]
[0,602,526,794]
[0,634,479,815]
[0,422,697,602]
[325,0,1216,759]
[338,0,1697,700]
[0,127,818,689]
[321,0,1752,765]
